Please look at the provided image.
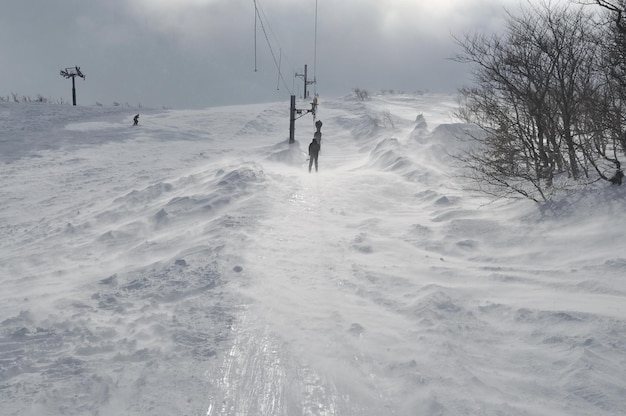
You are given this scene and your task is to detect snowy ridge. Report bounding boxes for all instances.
[1,94,626,415]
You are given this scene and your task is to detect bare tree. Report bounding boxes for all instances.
[453,1,607,201]
[586,0,626,182]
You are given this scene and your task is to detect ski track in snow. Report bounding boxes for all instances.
[1,95,626,415]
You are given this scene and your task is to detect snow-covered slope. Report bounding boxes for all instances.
[1,94,625,416]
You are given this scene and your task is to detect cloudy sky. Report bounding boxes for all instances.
[1,0,521,109]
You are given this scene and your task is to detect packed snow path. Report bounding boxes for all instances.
[1,95,625,416]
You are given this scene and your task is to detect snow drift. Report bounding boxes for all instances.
[1,94,625,416]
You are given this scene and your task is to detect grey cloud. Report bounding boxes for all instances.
[0,0,518,108]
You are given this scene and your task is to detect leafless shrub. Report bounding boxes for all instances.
[353,88,370,101]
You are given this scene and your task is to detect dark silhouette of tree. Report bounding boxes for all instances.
[453,1,622,201]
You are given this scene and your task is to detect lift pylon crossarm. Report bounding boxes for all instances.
[295,108,312,120]
[289,93,320,143]
[60,66,86,80]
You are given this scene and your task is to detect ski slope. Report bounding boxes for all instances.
[1,94,625,415]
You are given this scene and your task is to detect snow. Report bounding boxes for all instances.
[1,93,625,416]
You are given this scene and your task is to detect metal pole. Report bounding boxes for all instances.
[72,76,77,106]
[303,65,308,99]
[313,0,318,96]
[289,95,296,144]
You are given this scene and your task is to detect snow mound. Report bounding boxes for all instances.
[264,139,307,166]
[365,137,411,173]
[2,94,626,416]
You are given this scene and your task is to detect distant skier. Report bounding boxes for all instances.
[308,137,320,173]
[315,119,322,134]
[133,114,139,126]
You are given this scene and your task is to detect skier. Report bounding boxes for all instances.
[308,136,320,173]
[133,114,139,126]
[314,131,322,148]
[314,119,323,148]
[311,96,318,117]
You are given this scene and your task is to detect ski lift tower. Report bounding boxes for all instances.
[289,94,318,144]
[295,64,316,99]
[60,66,86,106]
[288,63,318,144]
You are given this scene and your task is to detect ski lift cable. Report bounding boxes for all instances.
[313,0,318,95]
[253,0,320,98]
[255,0,298,77]
[253,0,298,95]
[254,1,257,72]
[255,7,292,94]
[276,49,282,90]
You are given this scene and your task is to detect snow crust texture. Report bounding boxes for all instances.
[1,94,625,415]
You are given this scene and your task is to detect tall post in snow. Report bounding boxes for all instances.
[60,66,86,106]
[295,64,316,100]
[289,95,296,144]
[302,64,308,100]
[71,77,76,106]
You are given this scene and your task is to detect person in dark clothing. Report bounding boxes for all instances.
[133,114,139,126]
[314,131,322,147]
[314,120,323,148]
[308,137,320,172]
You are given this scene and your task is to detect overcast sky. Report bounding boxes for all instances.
[1,0,523,109]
